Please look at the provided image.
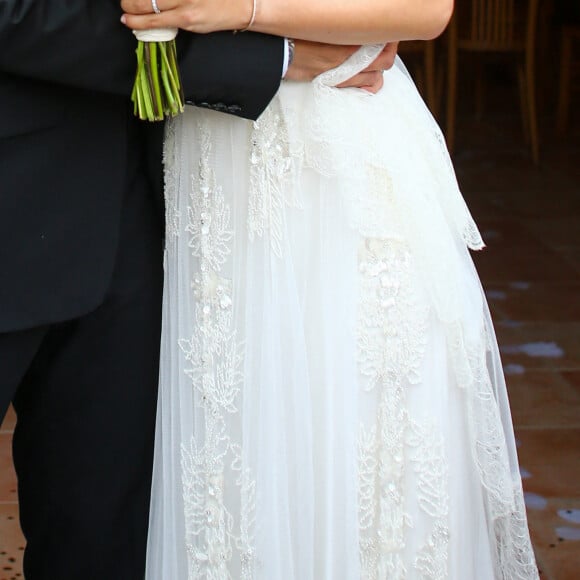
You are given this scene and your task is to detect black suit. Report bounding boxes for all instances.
[0,1,283,577]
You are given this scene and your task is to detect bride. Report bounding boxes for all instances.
[123,0,539,578]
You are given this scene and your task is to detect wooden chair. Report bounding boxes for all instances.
[557,25,580,134]
[446,0,540,163]
[398,40,439,117]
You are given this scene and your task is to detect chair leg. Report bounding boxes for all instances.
[435,63,444,119]
[475,59,485,120]
[526,54,540,164]
[557,30,572,135]
[414,65,426,99]
[517,65,530,143]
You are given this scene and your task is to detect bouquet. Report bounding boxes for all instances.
[131,28,185,122]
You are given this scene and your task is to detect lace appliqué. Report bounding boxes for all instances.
[357,239,428,390]
[450,316,539,579]
[356,239,449,579]
[493,488,540,580]
[247,102,298,258]
[179,119,256,579]
[164,118,182,238]
[408,422,450,580]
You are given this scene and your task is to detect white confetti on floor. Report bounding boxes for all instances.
[524,492,548,510]
[555,527,580,541]
[558,509,580,525]
[509,281,531,291]
[487,289,507,300]
[504,363,526,375]
[502,341,564,358]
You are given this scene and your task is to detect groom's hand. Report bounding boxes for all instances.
[285,41,399,94]
[337,42,399,93]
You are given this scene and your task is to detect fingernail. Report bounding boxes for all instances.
[120,14,126,24]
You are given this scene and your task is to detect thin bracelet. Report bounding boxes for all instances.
[238,0,257,32]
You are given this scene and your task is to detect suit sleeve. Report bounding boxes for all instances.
[0,0,283,118]
[178,32,285,120]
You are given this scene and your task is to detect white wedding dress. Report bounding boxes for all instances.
[146,47,539,579]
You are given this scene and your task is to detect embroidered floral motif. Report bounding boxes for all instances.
[247,102,298,258]
[493,488,540,580]
[357,238,448,579]
[458,316,539,578]
[181,433,234,579]
[357,238,429,391]
[408,422,449,579]
[185,128,233,271]
[178,118,256,579]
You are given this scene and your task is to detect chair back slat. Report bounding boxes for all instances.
[460,0,535,48]
[446,0,541,162]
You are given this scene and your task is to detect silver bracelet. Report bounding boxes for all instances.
[287,38,296,68]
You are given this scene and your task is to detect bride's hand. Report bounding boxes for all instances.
[120,0,253,34]
[286,41,399,95]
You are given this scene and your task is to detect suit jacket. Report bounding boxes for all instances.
[0,0,284,332]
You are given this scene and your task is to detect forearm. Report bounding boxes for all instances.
[122,0,453,46]
[252,0,454,44]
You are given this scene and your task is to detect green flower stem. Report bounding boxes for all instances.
[146,42,163,120]
[131,38,184,122]
[161,42,184,114]
[159,44,178,113]
[138,55,155,121]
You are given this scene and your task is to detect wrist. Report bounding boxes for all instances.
[284,39,311,82]
[281,38,295,79]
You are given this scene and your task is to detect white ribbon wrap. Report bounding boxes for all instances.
[133,28,177,42]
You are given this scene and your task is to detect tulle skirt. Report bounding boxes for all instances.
[146,53,538,579]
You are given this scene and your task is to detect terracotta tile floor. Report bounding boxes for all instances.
[455,96,580,579]
[0,89,578,578]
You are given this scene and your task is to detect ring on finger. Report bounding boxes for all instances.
[151,0,161,14]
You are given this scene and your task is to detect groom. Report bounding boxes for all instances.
[0,1,396,578]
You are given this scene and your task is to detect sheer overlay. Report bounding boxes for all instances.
[146,49,539,579]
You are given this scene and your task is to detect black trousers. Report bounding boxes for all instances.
[0,164,164,579]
